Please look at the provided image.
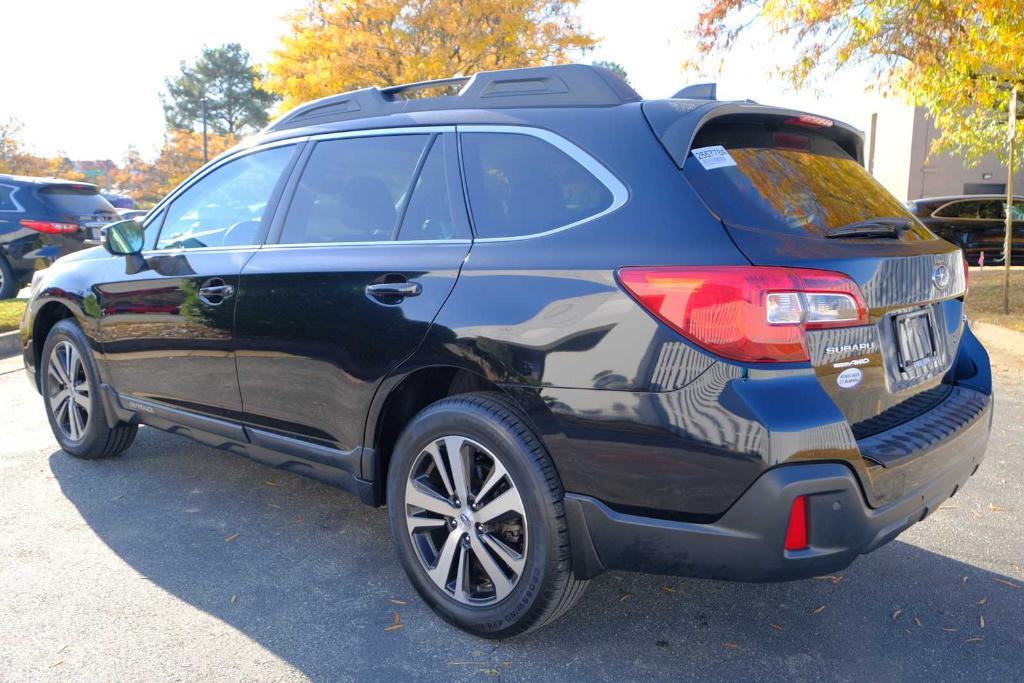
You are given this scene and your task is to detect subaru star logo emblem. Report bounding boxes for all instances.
[932,263,950,290]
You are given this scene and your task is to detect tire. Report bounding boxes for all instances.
[0,257,17,299]
[40,319,137,459]
[386,391,587,638]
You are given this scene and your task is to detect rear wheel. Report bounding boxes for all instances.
[41,319,137,459]
[386,392,587,638]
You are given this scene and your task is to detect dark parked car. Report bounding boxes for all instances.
[908,194,1024,265]
[20,65,992,638]
[0,175,118,298]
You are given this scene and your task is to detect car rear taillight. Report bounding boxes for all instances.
[784,495,809,551]
[20,219,79,234]
[616,266,868,363]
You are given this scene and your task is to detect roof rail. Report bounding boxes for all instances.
[265,64,641,132]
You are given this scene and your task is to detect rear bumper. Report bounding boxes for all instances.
[565,391,991,581]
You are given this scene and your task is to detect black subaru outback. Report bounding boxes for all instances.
[0,175,119,298]
[20,65,992,638]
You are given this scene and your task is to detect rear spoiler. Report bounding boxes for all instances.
[642,100,865,168]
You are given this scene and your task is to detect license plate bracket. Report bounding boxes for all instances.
[894,309,936,372]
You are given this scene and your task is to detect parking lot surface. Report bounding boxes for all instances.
[1,342,1022,682]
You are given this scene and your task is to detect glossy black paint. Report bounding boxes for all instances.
[21,70,994,577]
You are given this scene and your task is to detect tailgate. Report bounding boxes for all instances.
[675,111,968,428]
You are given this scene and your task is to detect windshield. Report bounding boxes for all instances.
[40,185,117,217]
[683,121,935,240]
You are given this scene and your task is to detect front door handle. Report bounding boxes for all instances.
[198,278,234,305]
[366,281,422,301]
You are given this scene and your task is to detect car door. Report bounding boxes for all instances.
[234,129,472,458]
[96,142,301,427]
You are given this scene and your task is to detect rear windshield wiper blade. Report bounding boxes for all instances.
[825,218,911,239]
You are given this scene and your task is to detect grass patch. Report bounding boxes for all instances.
[966,269,1024,333]
[0,299,27,334]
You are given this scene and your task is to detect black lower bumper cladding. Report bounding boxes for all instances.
[566,391,992,581]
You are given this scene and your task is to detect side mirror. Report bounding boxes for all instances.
[101,220,145,256]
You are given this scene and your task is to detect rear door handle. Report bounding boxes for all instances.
[366,281,422,300]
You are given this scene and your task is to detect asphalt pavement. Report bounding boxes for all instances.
[1,341,1022,682]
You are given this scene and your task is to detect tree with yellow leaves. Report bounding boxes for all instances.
[691,0,1024,166]
[264,0,597,110]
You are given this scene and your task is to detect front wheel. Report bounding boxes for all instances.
[386,392,587,638]
[40,319,137,459]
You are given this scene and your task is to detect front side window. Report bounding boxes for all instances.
[157,145,294,250]
[460,132,614,239]
[280,135,429,244]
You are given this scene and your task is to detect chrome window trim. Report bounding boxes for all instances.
[0,183,24,212]
[260,239,472,250]
[143,136,309,228]
[140,245,262,257]
[456,124,629,242]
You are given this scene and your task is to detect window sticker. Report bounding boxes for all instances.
[691,145,737,170]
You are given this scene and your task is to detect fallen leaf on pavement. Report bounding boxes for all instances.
[913,617,922,627]
[661,586,676,593]
[892,609,902,620]
[977,596,988,605]
[987,503,1007,512]
[224,533,240,543]
[383,623,405,632]
[263,480,278,487]
[980,615,985,629]
[724,642,739,649]
[993,578,1021,589]
[230,595,237,604]
[389,598,407,605]
[618,592,633,603]
[813,575,842,584]
[943,627,958,632]
[811,605,826,614]
[770,623,783,631]
[965,637,983,644]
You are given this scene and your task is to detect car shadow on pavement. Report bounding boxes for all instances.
[50,426,1024,682]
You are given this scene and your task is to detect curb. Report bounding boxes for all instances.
[0,330,20,360]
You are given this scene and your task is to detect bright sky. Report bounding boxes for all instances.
[1,0,893,161]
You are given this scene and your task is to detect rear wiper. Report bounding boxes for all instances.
[825,218,911,239]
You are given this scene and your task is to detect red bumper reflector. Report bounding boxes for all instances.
[784,495,809,551]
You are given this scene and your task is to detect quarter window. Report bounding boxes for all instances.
[397,136,464,241]
[156,145,294,250]
[280,135,429,244]
[460,132,614,239]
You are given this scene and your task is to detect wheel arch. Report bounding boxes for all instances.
[29,300,78,390]
[365,364,560,505]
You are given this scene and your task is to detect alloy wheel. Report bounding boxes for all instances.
[47,340,91,442]
[405,435,528,605]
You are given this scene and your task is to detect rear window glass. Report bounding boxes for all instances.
[683,121,933,239]
[461,133,613,239]
[39,185,117,217]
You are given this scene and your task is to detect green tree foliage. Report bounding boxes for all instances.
[591,60,629,85]
[162,43,277,136]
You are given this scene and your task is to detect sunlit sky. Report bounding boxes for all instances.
[2,0,892,161]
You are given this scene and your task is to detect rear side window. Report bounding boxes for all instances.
[39,185,116,217]
[281,135,429,244]
[683,120,934,239]
[934,200,1003,219]
[460,132,613,239]
[0,185,21,212]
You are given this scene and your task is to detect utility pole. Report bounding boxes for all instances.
[1005,84,1017,315]
[202,97,209,163]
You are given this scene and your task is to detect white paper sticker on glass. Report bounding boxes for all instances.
[691,145,737,170]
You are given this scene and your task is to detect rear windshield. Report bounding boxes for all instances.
[683,121,933,239]
[39,185,117,216]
